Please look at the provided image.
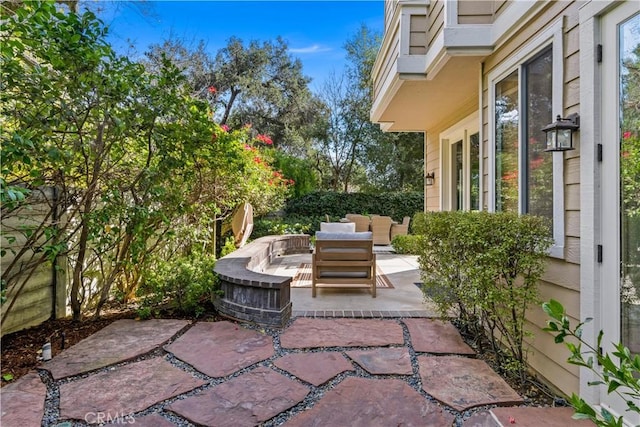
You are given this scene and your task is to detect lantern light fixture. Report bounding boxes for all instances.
[425,171,435,186]
[542,113,580,152]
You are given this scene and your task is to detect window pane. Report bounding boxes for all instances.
[525,48,553,226]
[619,13,640,356]
[470,132,480,210]
[495,71,519,212]
[454,140,463,210]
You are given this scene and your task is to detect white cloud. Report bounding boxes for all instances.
[289,44,332,54]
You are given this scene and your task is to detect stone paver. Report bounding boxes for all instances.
[42,319,189,379]
[280,318,404,349]
[404,318,475,354]
[346,347,413,375]
[273,352,354,386]
[284,377,456,427]
[419,356,523,411]
[168,367,309,427]
[113,413,177,426]
[463,411,499,427]
[21,314,584,427]
[490,407,595,426]
[59,357,205,423]
[0,372,46,427]
[165,321,274,377]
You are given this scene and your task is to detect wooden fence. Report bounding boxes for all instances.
[1,187,68,336]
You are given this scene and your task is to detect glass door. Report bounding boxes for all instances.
[601,3,639,422]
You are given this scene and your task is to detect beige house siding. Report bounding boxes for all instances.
[384,0,397,29]
[425,132,441,211]
[458,1,494,24]
[480,0,581,395]
[493,0,509,19]
[427,0,444,48]
[373,28,400,102]
[410,15,428,54]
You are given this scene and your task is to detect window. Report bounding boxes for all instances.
[524,48,554,225]
[470,132,480,211]
[495,48,553,221]
[489,21,565,257]
[495,70,519,212]
[440,115,480,211]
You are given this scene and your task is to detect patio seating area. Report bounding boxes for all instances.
[337,213,410,245]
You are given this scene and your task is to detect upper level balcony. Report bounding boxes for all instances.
[371,0,545,131]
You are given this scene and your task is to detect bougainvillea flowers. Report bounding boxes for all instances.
[256,134,273,145]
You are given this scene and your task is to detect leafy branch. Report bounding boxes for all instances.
[543,299,640,426]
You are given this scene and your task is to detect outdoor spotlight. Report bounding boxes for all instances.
[542,113,580,151]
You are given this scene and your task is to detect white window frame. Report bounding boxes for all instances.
[439,113,480,211]
[487,19,565,258]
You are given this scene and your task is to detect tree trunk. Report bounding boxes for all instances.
[70,195,93,321]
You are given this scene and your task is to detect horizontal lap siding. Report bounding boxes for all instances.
[458,1,494,24]
[481,0,582,396]
[410,15,428,54]
[426,131,441,211]
[427,0,444,48]
[374,30,400,100]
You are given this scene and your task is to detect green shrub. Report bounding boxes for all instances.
[543,299,640,426]
[413,211,553,377]
[391,234,420,254]
[251,215,319,239]
[285,191,423,223]
[137,253,220,317]
[219,236,237,258]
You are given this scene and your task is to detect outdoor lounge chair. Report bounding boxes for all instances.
[370,216,393,245]
[312,231,376,298]
[390,216,411,240]
[344,214,371,232]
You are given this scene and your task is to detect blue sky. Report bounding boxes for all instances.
[98,1,385,91]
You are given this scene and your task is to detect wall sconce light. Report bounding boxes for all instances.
[542,113,580,152]
[425,171,435,186]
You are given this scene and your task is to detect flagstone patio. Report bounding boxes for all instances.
[1,317,593,427]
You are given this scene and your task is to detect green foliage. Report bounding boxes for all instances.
[145,36,322,152]
[251,215,318,239]
[271,150,319,198]
[543,299,640,426]
[413,211,553,376]
[1,1,290,322]
[285,191,423,222]
[391,235,420,255]
[137,254,220,317]
[219,237,237,258]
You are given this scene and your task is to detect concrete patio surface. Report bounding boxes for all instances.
[268,250,440,317]
[1,316,593,427]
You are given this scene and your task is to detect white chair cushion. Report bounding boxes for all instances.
[319,222,356,233]
[315,231,372,240]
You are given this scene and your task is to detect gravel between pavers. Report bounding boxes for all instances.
[36,318,497,427]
